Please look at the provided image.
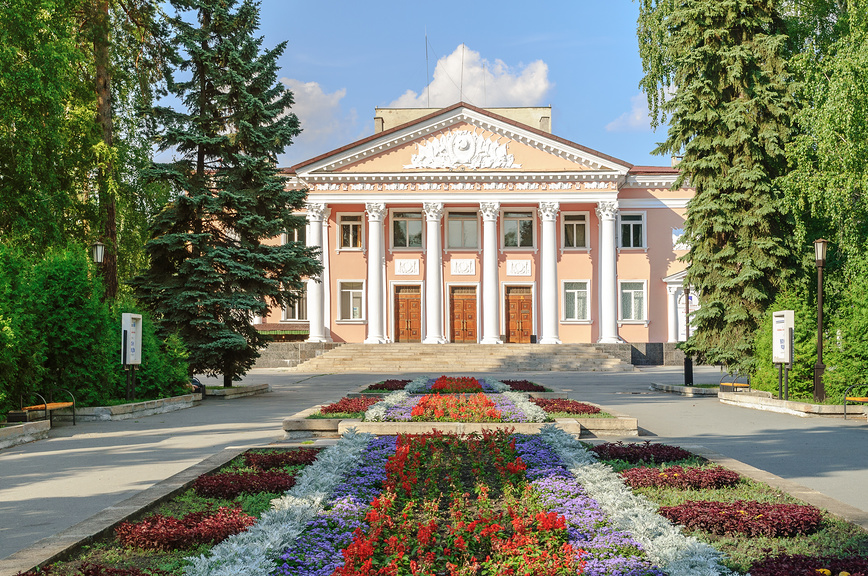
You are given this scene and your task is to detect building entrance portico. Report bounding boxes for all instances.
[450,286,477,343]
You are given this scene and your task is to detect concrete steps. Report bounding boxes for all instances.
[288,343,634,373]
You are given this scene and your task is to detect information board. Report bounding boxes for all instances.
[121,313,142,365]
[772,310,794,365]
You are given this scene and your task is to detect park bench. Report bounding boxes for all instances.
[20,390,76,425]
[719,372,751,393]
[843,384,868,420]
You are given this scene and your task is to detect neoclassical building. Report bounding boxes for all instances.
[260,103,694,345]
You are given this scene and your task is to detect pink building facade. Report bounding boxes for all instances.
[263,103,694,346]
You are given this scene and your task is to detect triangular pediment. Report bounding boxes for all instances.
[292,104,632,179]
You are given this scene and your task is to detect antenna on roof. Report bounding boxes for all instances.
[460,43,465,103]
[483,61,487,107]
[425,30,430,108]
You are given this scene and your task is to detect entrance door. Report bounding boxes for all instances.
[505,286,533,343]
[450,287,477,343]
[395,286,421,342]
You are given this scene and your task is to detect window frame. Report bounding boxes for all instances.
[390,209,424,250]
[445,210,481,251]
[561,211,590,251]
[618,211,647,250]
[501,209,536,250]
[337,212,364,252]
[561,279,591,323]
[337,280,366,323]
[281,284,308,322]
[618,279,648,325]
[283,222,307,246]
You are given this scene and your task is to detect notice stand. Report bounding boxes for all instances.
[122,313,142,401]
[773,311,794,400]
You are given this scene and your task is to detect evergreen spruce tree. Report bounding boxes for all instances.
[132,0,319,386]
[638,0,796,369]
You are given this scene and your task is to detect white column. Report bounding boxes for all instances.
[305,203,328,343]
[667,285,679,343]
[364,202,387,344]
[480,202,502,344]
[596,200,621,343]
[423,202,446,343]
[539,201,561,344]
[321,215,332,340]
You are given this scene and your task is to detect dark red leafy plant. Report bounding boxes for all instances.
[320,396,381,415]
[749,554,868,576]
[365,379,411,391]
[115,507,255,551]
[591,441,692,464]
[621,465,740,490]
[531,398,601,415]
[243,448,321,470]
[658,500,823,537]
[501,379,547,392]
[192,470,296,499]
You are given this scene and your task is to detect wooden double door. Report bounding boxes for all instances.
[395,286,421,342]
[505,286,533,343]
[450,287,477,343]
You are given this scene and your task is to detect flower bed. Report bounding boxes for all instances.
[404,375,510,394]
[621,465,740,490]
[363,379,411,393]
[307,397,383,419]
[409,392,503,421]
[532,398,602,415]
[589,441,693,464]
[193,471,298,499]
[658,500,823,538]
[501,379,549,392]
[115,507,256,551]
[364,390,548,423]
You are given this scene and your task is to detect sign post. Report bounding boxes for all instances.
[121,313,142,401]
[772,310,794,400]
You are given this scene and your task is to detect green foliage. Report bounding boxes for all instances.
[638,0,797,369]
[824,266,868,400]
[133,0,320,387]
[752,289,817,399]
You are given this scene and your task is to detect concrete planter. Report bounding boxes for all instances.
[52,394,197,422]
[0,420,51,450]
[718,391,867,418]
[204,383,270,399]
[651,383,719,397]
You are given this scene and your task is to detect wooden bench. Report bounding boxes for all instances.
[719,372,750,393]
[843,384,868,420]
[21,390,76,425]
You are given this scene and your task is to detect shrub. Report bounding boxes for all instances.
[621,465,740,489]
[501,379,547,392]
[590,441,692,464]
[658,500,823,537]
[192,471,296,499]
[531,398,601,415]
[115,507,255,550]
[749,554,868,576]
[243,448,321,470]
[320,396,381,415]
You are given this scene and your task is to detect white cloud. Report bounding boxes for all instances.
[278,78,356,165]
[605,93,653,132]
[388,44,552,108]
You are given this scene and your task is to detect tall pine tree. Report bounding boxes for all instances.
[132,0,319,386]
[637,0,796,369]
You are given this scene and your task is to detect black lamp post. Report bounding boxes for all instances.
[813,238,828,403]
[684,286,693,386]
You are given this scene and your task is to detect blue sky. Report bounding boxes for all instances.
[254,1,669,169]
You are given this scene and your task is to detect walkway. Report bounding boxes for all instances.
[1,367,866,566]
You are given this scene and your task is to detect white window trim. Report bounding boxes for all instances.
[336,212,365,253]
[445,209,482,253]
[618,279,649,326]
[617,211,648,252]
[337,279,366,323]
[561,210,591,252]
[500,208,538,253]
[561,279,591,323]
[389,208,425,252]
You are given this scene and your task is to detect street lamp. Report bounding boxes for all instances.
[813,238,828,403]
[684,286,693,386]
[91,241,106,264]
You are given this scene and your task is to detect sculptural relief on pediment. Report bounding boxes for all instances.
[404,130,521,170]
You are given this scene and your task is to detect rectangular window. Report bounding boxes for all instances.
[339,281,364,320]
[285,225,306,245]
[503,212,534,248]
[563,214,587,248]
[620,281,645,321]
[447,212,479,249]
[564,281,589,321]
[392,212,423,248]
[340,215,362,249]
[620,214,644,248]
[282,285,308,321]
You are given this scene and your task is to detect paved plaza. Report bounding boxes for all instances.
[1,366,867,567]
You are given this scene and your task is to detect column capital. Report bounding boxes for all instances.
[305,202,329,222]
[365,202,387,221]
[479,202,500,221]
[539,201,560,221]
[595,200,619,221]
[667,285,680,296]
[423,202,444,220]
